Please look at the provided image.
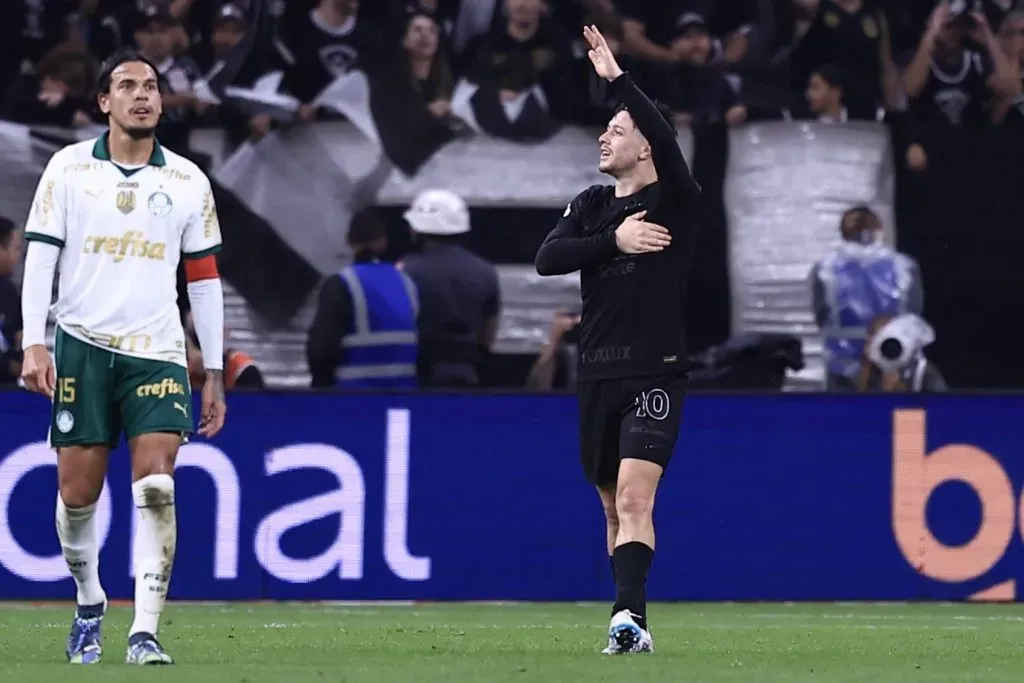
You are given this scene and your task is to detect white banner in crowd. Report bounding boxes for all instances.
[197,120,696,210]
[724,122,895,383]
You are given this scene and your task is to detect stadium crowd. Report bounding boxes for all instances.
[3,0,1024,143]
[0,0,1018,392]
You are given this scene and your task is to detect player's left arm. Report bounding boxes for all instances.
[183,175,226,436]
[610,73,699,201]
[584,25,699,201]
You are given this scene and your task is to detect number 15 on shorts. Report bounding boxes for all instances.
[57,377,76,404]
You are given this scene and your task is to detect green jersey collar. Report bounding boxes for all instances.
[91,131,166,167]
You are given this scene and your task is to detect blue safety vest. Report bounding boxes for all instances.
[336,263,419,388]
[818,245,914,379]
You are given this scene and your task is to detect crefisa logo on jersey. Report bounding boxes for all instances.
[148,192,173,217]
[892,409,1021,601]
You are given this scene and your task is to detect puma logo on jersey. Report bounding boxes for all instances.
[173,402,188,417]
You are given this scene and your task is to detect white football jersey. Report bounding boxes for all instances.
[24,133,222,367]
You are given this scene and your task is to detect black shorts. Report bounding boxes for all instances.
[577,374,687,488]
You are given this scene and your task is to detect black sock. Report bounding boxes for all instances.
[609,555,616,583]
[611,541,654,630]
[77,602,105,619]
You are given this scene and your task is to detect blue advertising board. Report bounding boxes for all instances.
[0,391,1022,602]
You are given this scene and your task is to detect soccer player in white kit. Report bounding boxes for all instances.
[19,49,227,666]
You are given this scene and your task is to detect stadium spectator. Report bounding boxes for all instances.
[525,309,580,391]
[992,8,1024,124]
[688,0,775,69]
[656,14,748,125]
[389,0,463,38]
[0,217,22,386]
[168,0,232,55]
[192,3,249,78]
[552,0,625,38]
[400,190,500,388]
[399,11,463,130]
[805,63,848,122]
[789,0,901,120]
[13,0,86,68]
[809,206,923,392]
[275,0,392,121]
[616,0,688,66]
[189,3,275,147]
[63,0,124,65]
[0,41,97,128]
[133,4,204,153]
[460,0,577,139]
[307,208,419,389]
[903,1,1019,126]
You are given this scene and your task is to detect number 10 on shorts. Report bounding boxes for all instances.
[635,389,670,421]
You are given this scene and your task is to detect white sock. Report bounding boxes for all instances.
[129,474,176,638]
[55,494,107,608]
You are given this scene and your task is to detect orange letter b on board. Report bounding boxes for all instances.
[892,409,1016,598]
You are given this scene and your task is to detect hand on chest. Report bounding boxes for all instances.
[586,201,651,235]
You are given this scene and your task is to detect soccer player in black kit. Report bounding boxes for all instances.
[535,26,699,655]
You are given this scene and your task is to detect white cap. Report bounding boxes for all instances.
[403,189,470,236]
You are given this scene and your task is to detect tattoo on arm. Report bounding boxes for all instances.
[206,369,225,402]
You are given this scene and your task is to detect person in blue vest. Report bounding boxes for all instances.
[306,209,420,388]
[810,206,923,391]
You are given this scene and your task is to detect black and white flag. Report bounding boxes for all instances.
[450,78,561,143]
[206,65,460,323]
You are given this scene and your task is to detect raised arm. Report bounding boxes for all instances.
[610,72,697,196]
[535,190,618,276]
[584,25,698,198]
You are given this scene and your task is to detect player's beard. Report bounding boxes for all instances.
[124,124,158,141]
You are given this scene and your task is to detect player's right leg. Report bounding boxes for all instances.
[51,327,121,664]
[578,380,632,654]
[605,374,687,654]
[57,446,112,664]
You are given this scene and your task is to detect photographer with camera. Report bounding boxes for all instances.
[526,309,581,391]
[810,206,923,391]
[857,314,946,391]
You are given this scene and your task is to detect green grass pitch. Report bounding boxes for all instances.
[0,602,1022,682]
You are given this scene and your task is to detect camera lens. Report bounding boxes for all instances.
[880,338,903,361]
